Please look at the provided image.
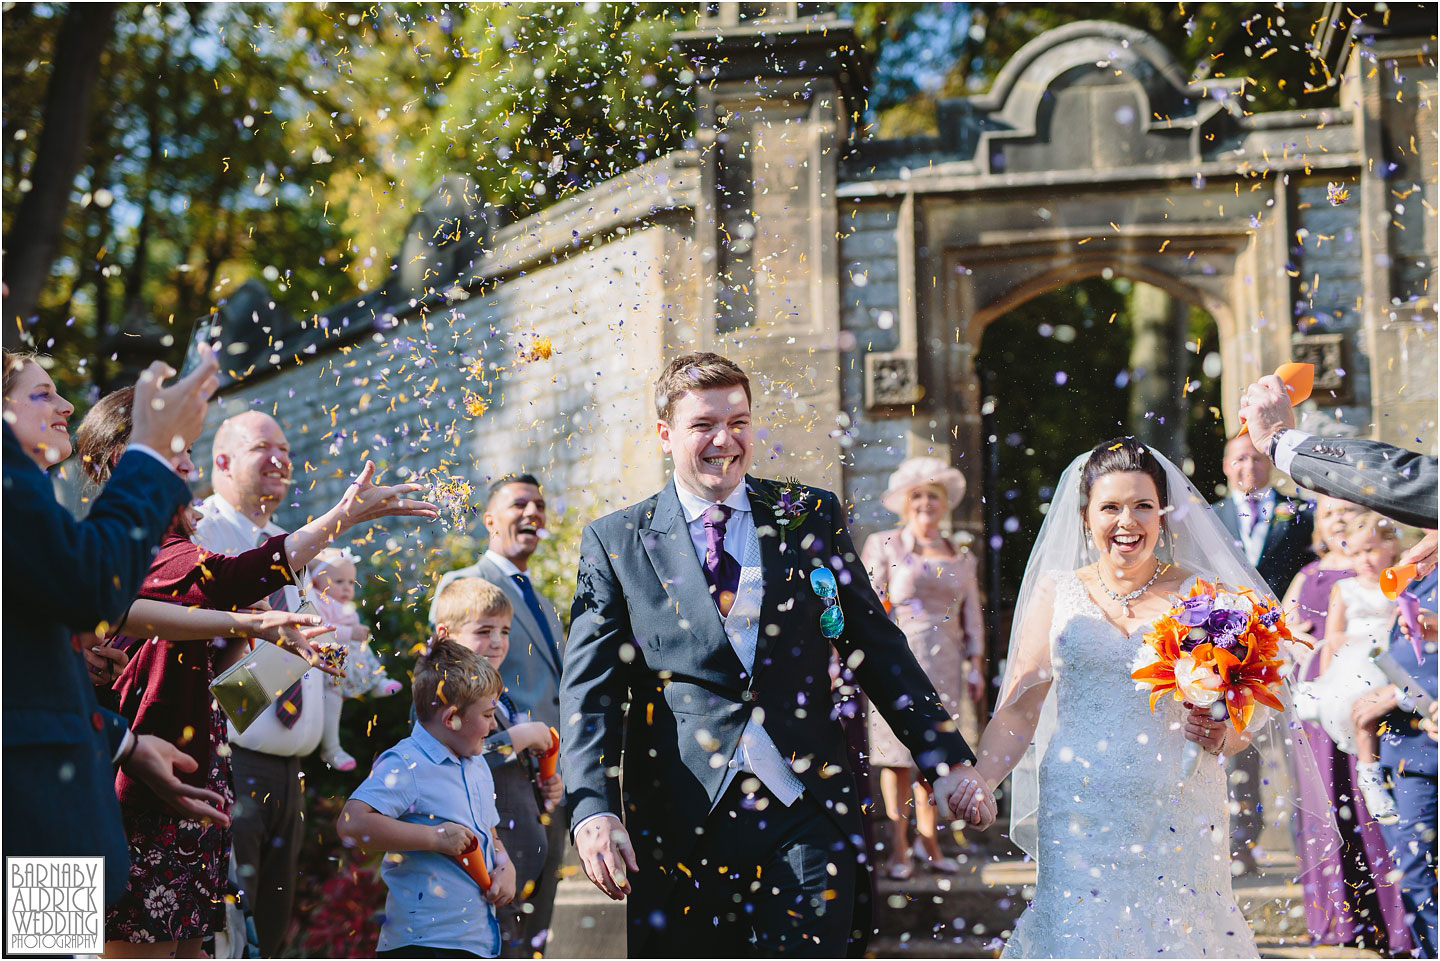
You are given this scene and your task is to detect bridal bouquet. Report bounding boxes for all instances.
[1130,579,1304,775]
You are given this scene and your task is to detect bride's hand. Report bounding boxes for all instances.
[1183,703,1228,755]
[933,765,997,829]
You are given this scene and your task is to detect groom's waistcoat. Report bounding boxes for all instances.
[560,477,975,877]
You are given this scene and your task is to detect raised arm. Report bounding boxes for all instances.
[975,575,1057,789]
[2,428,190,632]
[116,599,323,642]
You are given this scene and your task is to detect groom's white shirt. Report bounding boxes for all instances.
[674,481,804,808]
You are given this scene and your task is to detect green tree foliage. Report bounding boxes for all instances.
[3,2,694,394]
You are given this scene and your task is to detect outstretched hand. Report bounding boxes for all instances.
[335,461,440,530]
[933,764,997,829]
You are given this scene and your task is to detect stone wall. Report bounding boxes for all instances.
[196,222,695,549]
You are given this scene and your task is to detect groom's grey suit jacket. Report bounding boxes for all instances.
[560,476,976,952]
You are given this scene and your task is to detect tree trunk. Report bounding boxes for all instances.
[2,4,116,349]
[1127,283,1191,464]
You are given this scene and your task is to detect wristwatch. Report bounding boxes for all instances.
[1265,428,1291,462]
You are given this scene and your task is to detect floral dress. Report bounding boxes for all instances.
[105,641,235,943]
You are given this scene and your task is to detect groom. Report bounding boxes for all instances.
[560,352,994,956]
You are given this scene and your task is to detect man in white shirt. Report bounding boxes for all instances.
[194,411,321,959]
[1211,434,1315,596]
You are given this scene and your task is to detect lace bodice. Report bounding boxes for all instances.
[1001,571,1258,959]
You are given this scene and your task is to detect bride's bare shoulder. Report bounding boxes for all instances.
[1157,565,1197,592]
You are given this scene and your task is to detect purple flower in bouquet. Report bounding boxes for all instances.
[1258,606,1283,629]
[1177,595,1214,628]
[1205,608,1250,649]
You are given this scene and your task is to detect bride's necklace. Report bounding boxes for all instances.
[1097,562,1164,617]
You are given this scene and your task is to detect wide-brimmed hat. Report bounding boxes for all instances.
[881,456,967,516]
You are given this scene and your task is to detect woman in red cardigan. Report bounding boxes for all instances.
[74,389,437,959]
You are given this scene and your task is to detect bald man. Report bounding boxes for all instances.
[195,411,318,958]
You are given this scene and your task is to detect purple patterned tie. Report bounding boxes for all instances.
[702,504,741,613]
[1243,493,1262,538]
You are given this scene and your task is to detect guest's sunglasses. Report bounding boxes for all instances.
[809,567,844,639]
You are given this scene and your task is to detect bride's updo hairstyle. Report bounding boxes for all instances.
[1078,437,1169,512]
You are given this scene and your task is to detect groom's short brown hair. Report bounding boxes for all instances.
[654,352,751,423]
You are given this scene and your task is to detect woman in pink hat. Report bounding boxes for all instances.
[861,456,985,878]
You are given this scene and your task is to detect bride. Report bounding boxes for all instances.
[971,438,1338,958]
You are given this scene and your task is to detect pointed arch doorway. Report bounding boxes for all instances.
[970,272,1226,659]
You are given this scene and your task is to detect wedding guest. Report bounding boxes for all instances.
[430,471,568,952]
[2,349,229,907]
[77,389,435,957]
[861,456,985,878]
[433,577,562,957]
[1354,571,1438,957]
[339,639,515,958]
[193,410,316,958]
[1282,499,1411,952]
[1212,433,1314,873]
[308,547,403,774]
[1239,375,1437,531]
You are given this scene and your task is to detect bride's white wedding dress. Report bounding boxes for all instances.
[1002,571,1259,958]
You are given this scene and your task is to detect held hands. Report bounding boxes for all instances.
[1351,685,1400,729]
[123,735,231,825]
[932,764,997,829]
[576,814,639,901]
[1183,702,1229,755]
[431,821,476,858]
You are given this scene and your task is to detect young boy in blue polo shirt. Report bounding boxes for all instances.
[339,639,517,958]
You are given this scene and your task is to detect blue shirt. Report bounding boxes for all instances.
[350,721,501,957]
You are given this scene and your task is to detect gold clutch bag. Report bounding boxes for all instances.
[209,640,311,733]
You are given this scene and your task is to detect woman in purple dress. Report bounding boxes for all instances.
[1282,495,1411,954]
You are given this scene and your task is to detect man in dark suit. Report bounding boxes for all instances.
[431,473,568,954]
[1239,374,1438,530]
[1211,434,1316,597]
[2,352,229,905]
[1352,570,1438,958]
[1210,433,1315,874]
[560,353,993,956]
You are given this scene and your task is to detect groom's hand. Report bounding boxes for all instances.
[933,765,997,829]
[576,814,639,901]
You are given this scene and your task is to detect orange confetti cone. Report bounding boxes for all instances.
[455,837,491,891]
[539,726,561,780]
[1240,362,1315,435]
[1381,563,1419,602]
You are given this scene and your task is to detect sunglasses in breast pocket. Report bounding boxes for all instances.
[808,567,844,639]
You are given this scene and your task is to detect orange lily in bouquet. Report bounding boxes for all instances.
[1131,579,1305,776]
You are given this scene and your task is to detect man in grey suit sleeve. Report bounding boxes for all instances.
[430,473,568,954]
[1239,374,1437,576]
